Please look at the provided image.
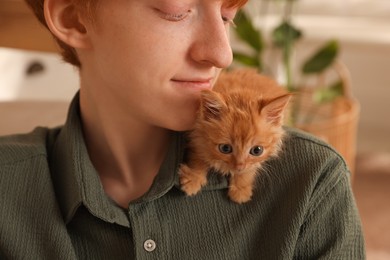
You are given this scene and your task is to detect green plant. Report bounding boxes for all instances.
[232,1,344,124]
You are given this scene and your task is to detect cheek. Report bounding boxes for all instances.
[93,24,170,73]
[247,156,263,167]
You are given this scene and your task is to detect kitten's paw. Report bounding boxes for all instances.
[180,179,203,196]
[179,165,207,196]
[228,185,253,204]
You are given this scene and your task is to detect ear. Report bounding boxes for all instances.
[44,0,91,49]
[200,90,227,121]
[260,94,291,126]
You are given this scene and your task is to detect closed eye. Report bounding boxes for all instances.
[159,10,191,22]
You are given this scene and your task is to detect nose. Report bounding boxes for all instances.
[235,162,246,171]
[189,17,233,68]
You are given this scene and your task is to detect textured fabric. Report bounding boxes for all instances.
[0,94,366,259]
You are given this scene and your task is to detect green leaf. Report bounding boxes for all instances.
[313,80,344,104]
[272,21,302,48]
[233,52,261,68]
[233,10,263,52]
[302,40,339,74]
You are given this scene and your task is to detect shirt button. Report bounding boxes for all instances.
[144,239,156,252]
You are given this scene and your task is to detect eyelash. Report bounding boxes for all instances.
[162,10,191,22]
[222,16,236,27]
[161,10,236,27]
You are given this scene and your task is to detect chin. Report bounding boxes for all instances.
[165,117,196,132]
[164,107,198,132]
[169,122,195,132]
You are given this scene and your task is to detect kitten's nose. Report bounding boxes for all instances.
[236,163,246,171]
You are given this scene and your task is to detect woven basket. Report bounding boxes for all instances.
[292,60,360,179]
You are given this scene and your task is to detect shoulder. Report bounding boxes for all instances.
[0,127,61,172]
[270,127,351,192]
[0,127,61,206]
[275,127,351,201]
[284,126,340,149]
[0,128,49,164]
[283,126,348,169]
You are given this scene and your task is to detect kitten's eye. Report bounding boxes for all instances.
[218,144,233,154]
[250,146,264,156]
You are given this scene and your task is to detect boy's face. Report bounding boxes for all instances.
[81,0,238,131]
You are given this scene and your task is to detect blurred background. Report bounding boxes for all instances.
[1,0,389,259]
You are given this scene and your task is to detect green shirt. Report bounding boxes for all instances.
[0,94,365,259]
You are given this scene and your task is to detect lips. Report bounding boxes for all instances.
[171,78,213,91]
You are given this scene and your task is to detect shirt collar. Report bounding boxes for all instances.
[50,92,130,226]
[50,92,228,226]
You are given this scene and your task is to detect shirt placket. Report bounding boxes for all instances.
[128,201,168,260]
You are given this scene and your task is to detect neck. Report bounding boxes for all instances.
[79,87,171,207]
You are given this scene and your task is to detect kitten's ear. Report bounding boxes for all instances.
[200,90,226,121]
[260,94,291,125]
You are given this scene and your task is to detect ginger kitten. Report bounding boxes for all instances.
[179,69,291,204]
